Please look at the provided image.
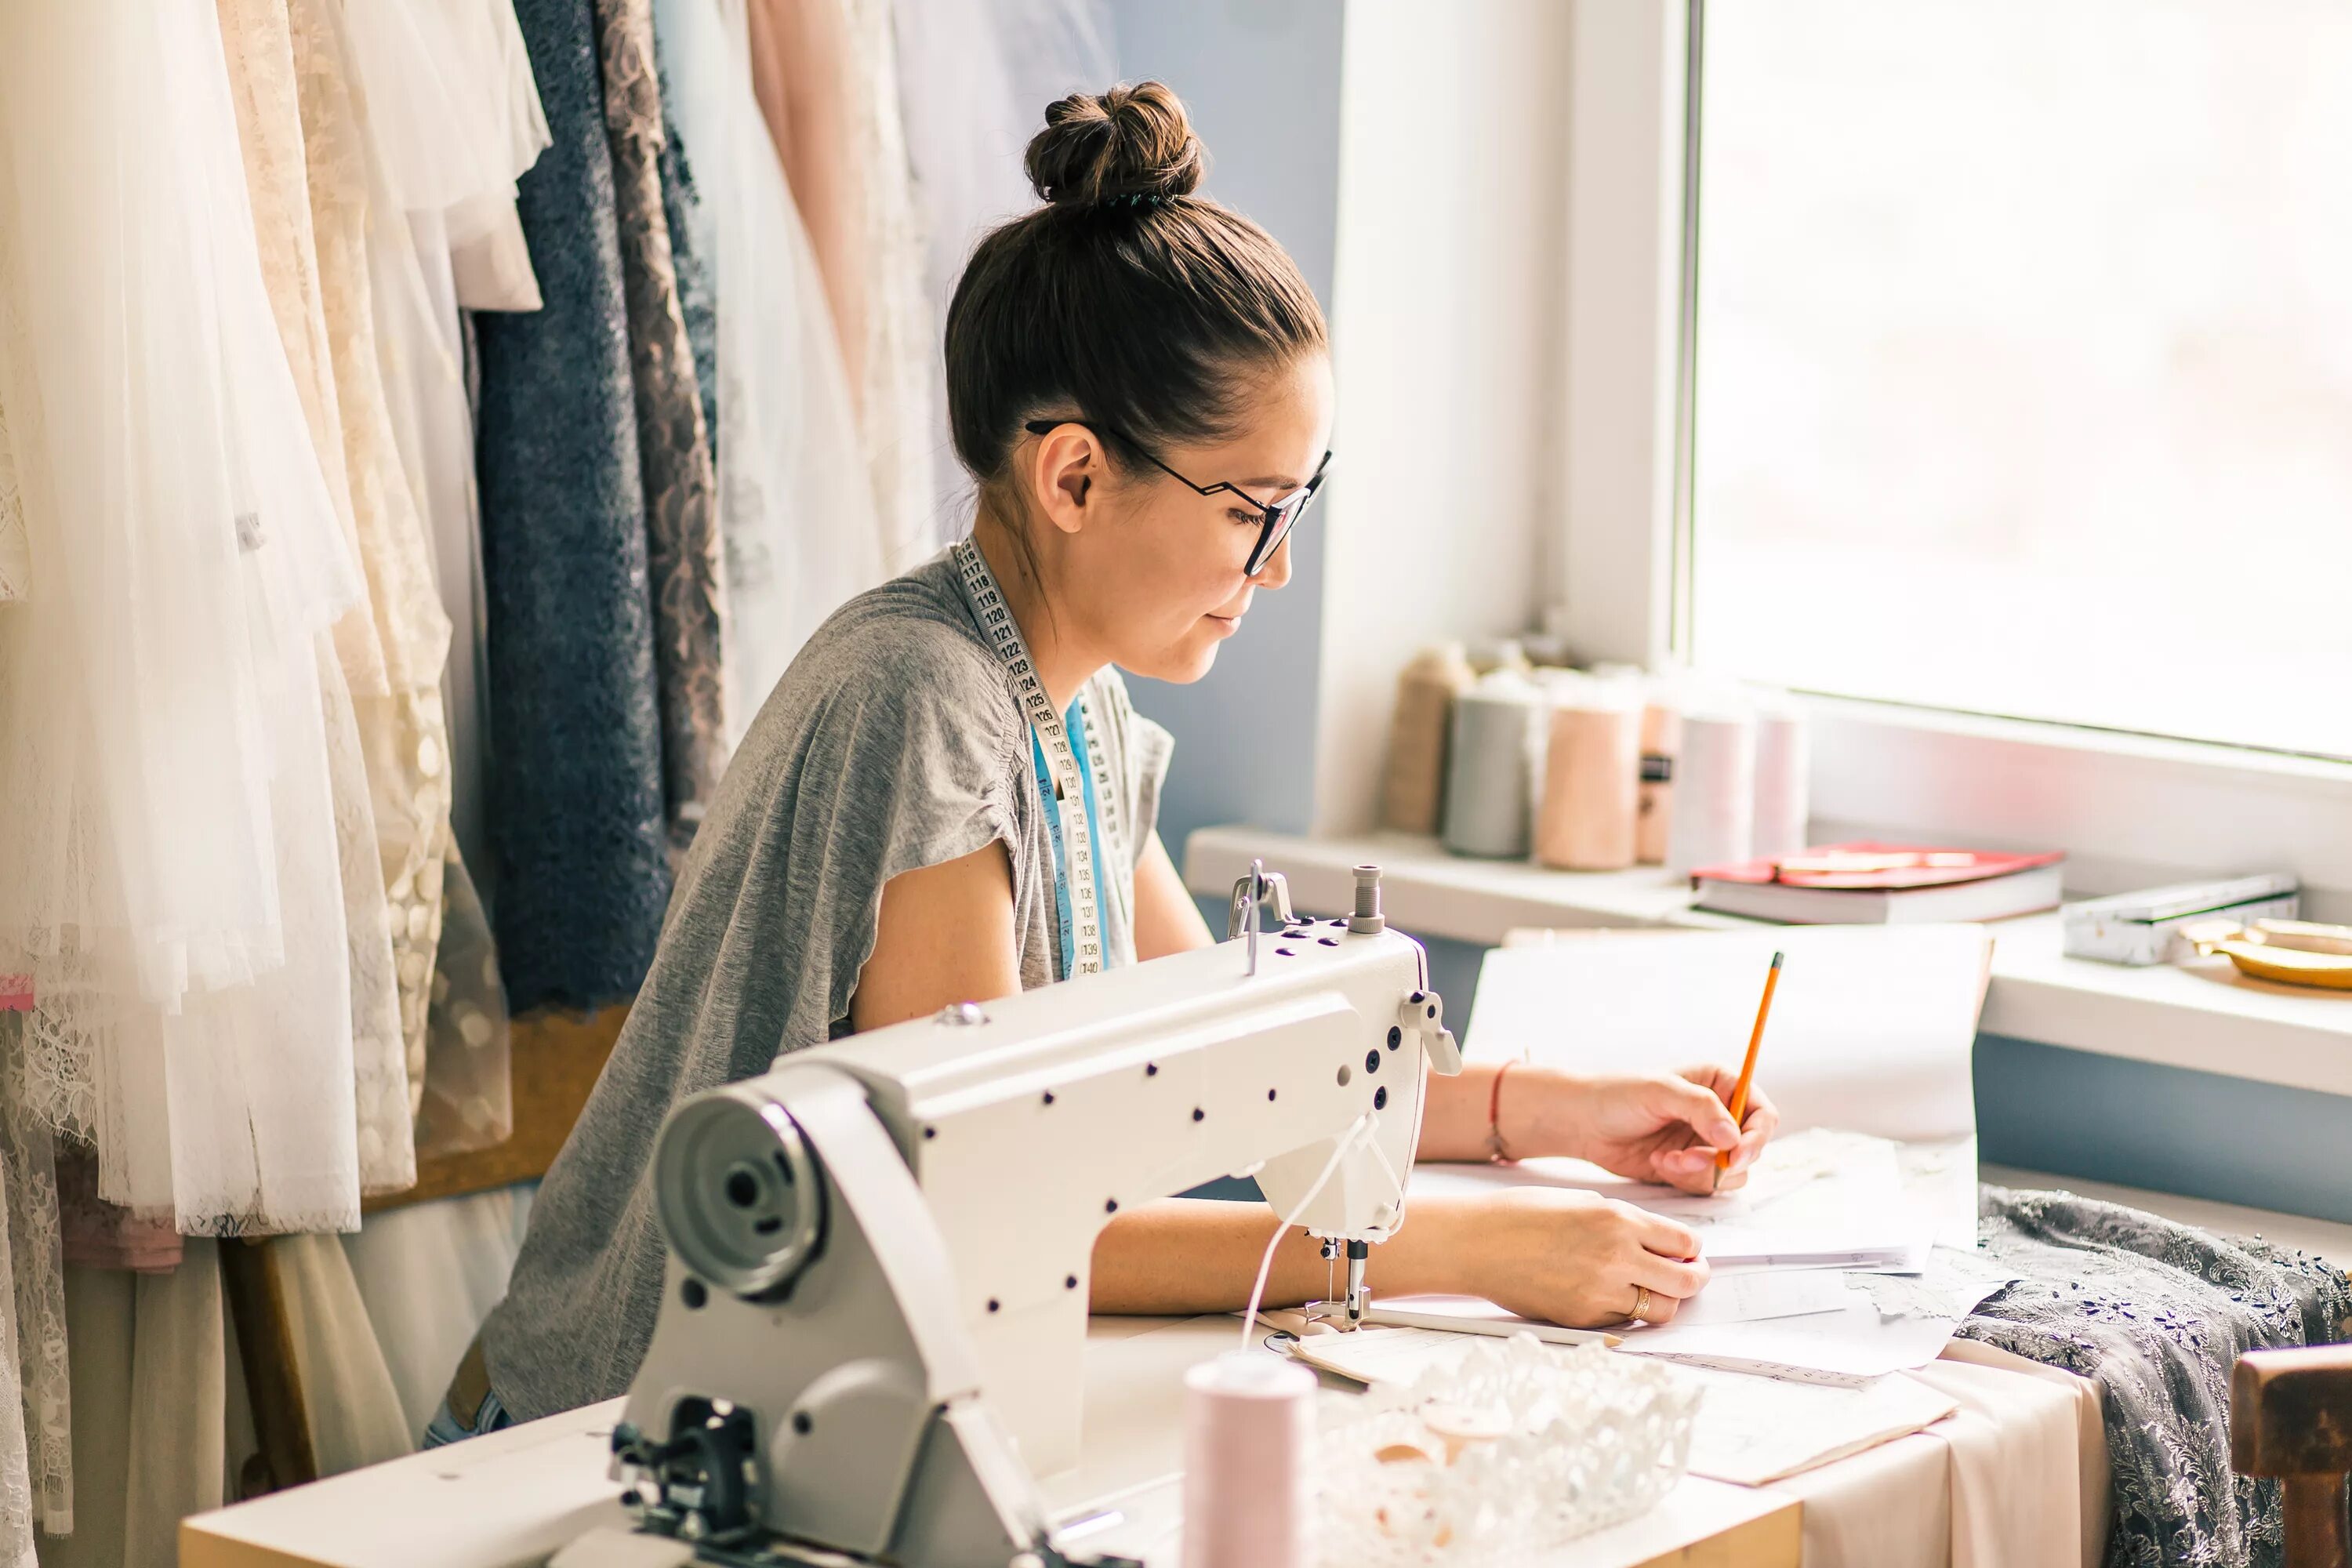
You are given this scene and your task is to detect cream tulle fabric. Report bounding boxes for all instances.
[659,0,890,734]
[892,0,1112,532]
[0,0,365,1242]
[838,0,939,572]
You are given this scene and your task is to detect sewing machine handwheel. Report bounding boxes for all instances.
[652,1087,827,1299]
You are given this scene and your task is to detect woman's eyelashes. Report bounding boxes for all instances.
[1229,508,1260,526]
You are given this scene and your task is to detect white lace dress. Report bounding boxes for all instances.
[0,0,385,1544]
[340,0,551,892]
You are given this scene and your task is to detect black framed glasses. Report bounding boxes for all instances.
[1024,419,1332,575]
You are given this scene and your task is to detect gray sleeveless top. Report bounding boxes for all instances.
[481,549,1174,1421]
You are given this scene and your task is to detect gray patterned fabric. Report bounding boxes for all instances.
[1964,1185,2352,1568]
[474,0,671,1011]
[594,0,728,851]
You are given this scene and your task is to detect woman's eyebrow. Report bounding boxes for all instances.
[1240,473,1304,492]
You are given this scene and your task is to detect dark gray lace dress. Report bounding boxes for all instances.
[1964,1185,2352,1568]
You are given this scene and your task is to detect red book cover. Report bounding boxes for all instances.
[1691,841,2065,892]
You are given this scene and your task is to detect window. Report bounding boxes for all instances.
[1687,1,2352,761]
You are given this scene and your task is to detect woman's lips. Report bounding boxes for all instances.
[1206,614,1242,636]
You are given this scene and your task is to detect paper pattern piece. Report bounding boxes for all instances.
[1668,1269,1856,1326]
[1669,1363,1960,1486]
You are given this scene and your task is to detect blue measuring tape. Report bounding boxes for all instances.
[954,537,1123,978]
[1031,705,1104,982]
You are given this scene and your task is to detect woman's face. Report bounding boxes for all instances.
[1061,353,1334,685]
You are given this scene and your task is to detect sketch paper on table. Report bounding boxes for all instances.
[1466,926,1991,1145]
[1663,1269,1856,1326]
[1669,1363,1960,1486]
[1620,1253,2014,1379]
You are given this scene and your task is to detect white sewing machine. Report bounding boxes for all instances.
[605,866,1461,1567]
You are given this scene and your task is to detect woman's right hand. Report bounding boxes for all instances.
[1425,1189,1711,1328]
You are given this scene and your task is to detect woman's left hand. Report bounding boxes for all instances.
[1525,1068,1780,1196]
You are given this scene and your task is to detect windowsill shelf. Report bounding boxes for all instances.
[1182,826,2352,1101]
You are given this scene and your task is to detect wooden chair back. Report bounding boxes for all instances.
[2234,1345,2352,1568]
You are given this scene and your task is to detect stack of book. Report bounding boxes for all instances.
[1690,842,2065,924]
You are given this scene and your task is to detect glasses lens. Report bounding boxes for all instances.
[1247,499,1298,575]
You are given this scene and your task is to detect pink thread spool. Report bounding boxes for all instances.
[1182,1352,1317,1568]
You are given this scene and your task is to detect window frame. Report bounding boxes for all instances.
[1558,0,2352,916]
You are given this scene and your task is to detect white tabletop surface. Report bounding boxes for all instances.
[181,1315,1798,1568]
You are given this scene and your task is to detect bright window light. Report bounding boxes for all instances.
[1689,1,2352,759]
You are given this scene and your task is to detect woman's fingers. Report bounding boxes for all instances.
[1628,1247,1710,1302]
[1657,1073,1741,1150]
[1627,1205,1701,1262]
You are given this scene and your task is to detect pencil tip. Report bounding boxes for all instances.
[1770,950,1784,967]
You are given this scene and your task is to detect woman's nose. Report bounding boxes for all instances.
[1250,532,1294,590]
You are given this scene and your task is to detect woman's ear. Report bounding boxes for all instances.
[1029,425,1108,539]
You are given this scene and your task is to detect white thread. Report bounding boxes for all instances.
[1242,1111,1376,1351]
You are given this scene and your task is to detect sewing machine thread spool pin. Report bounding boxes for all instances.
[1348,865,1385,934]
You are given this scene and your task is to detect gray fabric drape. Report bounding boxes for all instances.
[474,0,671,1011]
[1964,1185,2352,1568]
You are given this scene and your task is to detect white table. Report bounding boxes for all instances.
[181,1315,1800,1568]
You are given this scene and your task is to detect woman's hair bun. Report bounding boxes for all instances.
[1025,81,1206,208]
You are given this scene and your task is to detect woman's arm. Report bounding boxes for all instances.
[1131,830,1215,960]
[848,841,1724,1327]
[1093,1190,1709,1327]
[848,844,1024,1031]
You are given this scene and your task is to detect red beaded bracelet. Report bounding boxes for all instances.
[1485,1060,1518,1163]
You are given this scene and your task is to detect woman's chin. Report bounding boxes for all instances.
[1123,635,1224,686]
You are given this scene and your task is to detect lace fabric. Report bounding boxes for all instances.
[414,844,512,1159]
[0,1022,67,1540]
[1964,1185,2352,1568]
[293,0,461,1183]
[0,385,25,604]
[596,0,731,847]
[474,0,675,1011]
[217,0,416,1200]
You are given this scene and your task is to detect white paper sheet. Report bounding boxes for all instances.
[1669,1269,1857,1326]
[1670,1363,1960,1486]
[1467,926,1992,1143]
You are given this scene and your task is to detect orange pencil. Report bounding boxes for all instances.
[1718,951,1784,1172]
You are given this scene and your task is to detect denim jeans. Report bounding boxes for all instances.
[420,1386,514,1448]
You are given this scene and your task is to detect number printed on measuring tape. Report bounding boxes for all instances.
[955,539,1110,976]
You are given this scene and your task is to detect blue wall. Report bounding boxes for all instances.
[1107,1,1346,853]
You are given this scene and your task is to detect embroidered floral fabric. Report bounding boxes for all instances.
[1964,1185,2352,1568]
[595,0,730,850]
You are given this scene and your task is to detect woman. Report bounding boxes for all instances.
[439,82,1777,1442]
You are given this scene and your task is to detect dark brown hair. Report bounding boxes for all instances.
[944,82,1329,506]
